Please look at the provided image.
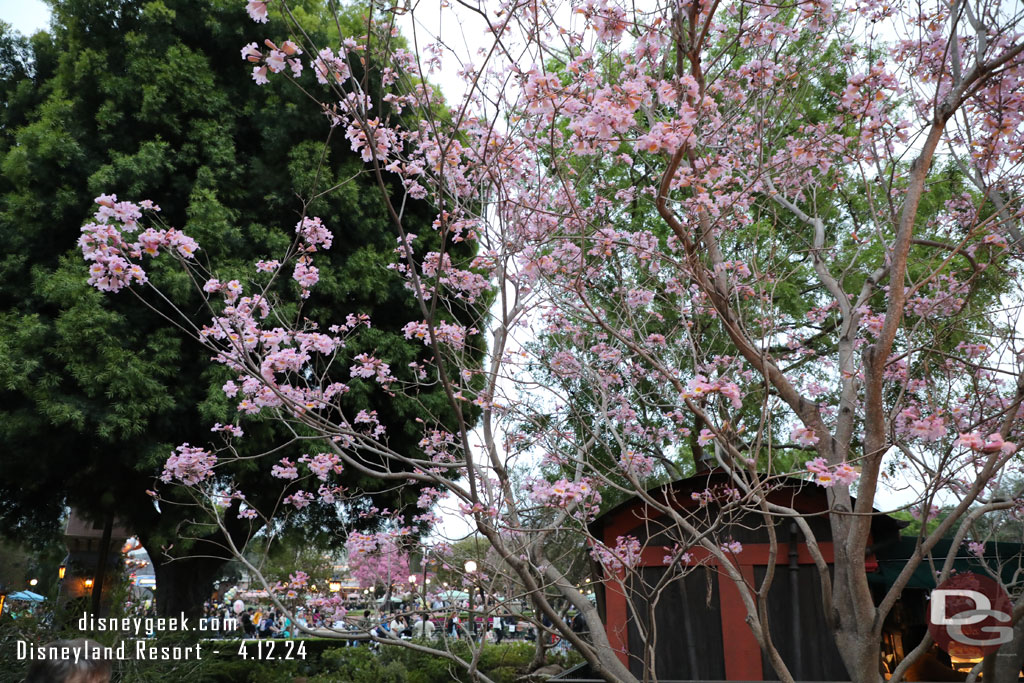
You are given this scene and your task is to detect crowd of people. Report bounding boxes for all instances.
[195,595,589,651]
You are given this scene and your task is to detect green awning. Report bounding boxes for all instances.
[868,536,1023,590]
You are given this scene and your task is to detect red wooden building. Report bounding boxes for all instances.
[587,470,901,681]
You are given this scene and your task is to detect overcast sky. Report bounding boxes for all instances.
[1,0,50,35]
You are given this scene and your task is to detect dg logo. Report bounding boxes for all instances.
[928,572,1014,658]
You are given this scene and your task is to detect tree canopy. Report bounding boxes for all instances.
[0,0,473,614]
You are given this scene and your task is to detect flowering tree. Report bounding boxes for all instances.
[75,0,1024,681]
[346,532,411,591]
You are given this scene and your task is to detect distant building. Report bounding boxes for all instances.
[61,509,132,614]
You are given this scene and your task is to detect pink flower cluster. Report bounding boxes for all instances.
[296,216,333,251]
[312,47,351,86]
[212,422,244,437]
[791,426,820,447]
[805,458,859,488]
[345,117,400,164]
[618,450,656,478]
[299,452,343,481]
[283,490,314,509]
[350,354,393,385]
[80,195,197,293]
[306,593,348,621]
[682,375,743,409]
[305,593,350,622]
[292,256,319,296]
[721,540,743,555]
[662,544,694,566]
[197,299,353,420]
[245,1,268,23]
[346,531,412,588]
[161,444,217,486]
[528,477,602,518]
[895,406,947,442]
[548,351,583,378]
[956,432,1018,454]
[590,535,643,572]
[242,38,303,85]
[418,430,457,462]
[271,458,299,480]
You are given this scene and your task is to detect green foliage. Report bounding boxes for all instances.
[311,641,577,683]
[0,0,478,613]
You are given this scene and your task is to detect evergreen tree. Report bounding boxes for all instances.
[0,0,470,614]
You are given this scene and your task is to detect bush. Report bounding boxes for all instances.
[315,641,558,683]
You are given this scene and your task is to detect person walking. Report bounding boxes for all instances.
[241,608,256,638]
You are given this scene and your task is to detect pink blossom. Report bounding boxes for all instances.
[833,463,859,485]
[908,415,946,442]
[296,216,333,250]
[265,50,287,73]
[549,351,583,378]
[814,472,836,487]
[590,535,642,571]
[721,540,743,554]
[271,458,299,479]
[982,433,1018,454]
[312,47,351,85]
[791,426,819,447]
[292,257,319,291]
[619,450,656,478]
[211,422,244,437]
[805,457,829,475]
[283,490,314,509]
[350,354,392,384]
[245,0,268,23]
[346,532,411,588]
[161,444,216,486]
[956,432,986,450]
[240,42,261,62]
[685,374,716,398]
[303,452,342,480]
[718,381,743,409]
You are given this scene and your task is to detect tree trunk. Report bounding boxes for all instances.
[529,630,548,672]
[146,550,229,619]
[135,498,256,619]
[90,513,114,616]
[834,630,883,683]
[991,618,1024,683]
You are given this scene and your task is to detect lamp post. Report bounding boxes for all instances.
[56,562,67,610]
[464,560,477,639]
